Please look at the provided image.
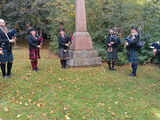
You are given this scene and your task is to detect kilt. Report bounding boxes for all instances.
[59,48,69,58]
[106,48,118,60]
[29,48,40,60]
[0,49,14,63]
[128,50,138,63]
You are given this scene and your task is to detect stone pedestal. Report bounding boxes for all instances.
[70,32,93,50]
[67,50,101,67]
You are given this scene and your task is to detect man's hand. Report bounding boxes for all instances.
[125,42,129,47]
[111,42,114,44]
[153,49,157,55]
[0,50,4,55]
[65,44,69,47]
[9,37,16,43]
[37,45,41,48]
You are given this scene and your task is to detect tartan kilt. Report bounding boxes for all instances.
[29,48,40,60]
[58,48,69,58]
[0,49,14,63]
[106,48,118,60]
[128,50,138,63]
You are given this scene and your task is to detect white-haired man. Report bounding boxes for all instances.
[0,19,16,78]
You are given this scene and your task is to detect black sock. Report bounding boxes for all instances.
[107,60,111,69]
[131,63,134,74]
[112,61,115,69]
[7,62,13,76]
[1,63,6,77]
[61,60,65,68]
[64,60,67,68]
[60,60,63,66]
[132,63,137,75]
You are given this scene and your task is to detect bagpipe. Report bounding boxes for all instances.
[150,42,160,56]
[25,22,43,45]
[125,36,145,50]
[108,24,122,52]
[7,29,17,39]
[59,21,73,42]
[150,42,160,49]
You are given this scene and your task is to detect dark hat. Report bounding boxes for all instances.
[131,26,137,30]
[109,28,113,30]
[60,29,65,32]
[29,28,36,32]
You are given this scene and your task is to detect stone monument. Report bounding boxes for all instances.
[67,0,101,67]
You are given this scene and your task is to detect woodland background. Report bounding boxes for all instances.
[0,0,160,65]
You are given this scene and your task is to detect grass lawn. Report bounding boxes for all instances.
[0,46,160,120]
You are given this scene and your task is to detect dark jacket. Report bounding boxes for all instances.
[106,34,120,49]
[27,34,39,50]
[58,35,70,49]
[127,34,139,51]
[0,29,11,50]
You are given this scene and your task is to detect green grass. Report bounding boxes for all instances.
[0,47,160,120]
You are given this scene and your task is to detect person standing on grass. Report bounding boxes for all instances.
[152,43,160,68]
[106,28,120,70]
[125,26,139,77]
[0,19,16,78]
[27,28,42,71]
[58,29,71,69]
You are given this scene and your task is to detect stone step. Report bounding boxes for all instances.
[67,57,102,67]
[68,50,99,58]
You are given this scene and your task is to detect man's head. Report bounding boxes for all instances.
[29,28,36,36]
[109,28,114,35]
[0,19,6,27]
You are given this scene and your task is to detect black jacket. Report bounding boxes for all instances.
[58,35,70,49]
[27,34,39,50]
[0,29,11,50]
[126,34,139,51]
[106,34,120,49]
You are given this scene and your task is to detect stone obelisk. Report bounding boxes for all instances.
[67,0,101,67]
[70,0,93,50]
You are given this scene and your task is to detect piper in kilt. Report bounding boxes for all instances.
[106,28,120,70]
[125,26,139,77]
[27,28,42,71]
[0,19,16,78]
[152,43,160,68]
[58,29,71,69]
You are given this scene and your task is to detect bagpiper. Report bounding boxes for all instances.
[58,29,71,69]
[125,26,139,77]
[0,19,16,78]
[27,28,42,71]
[106,28,120,70]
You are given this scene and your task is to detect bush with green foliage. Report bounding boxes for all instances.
[1,0,160,65]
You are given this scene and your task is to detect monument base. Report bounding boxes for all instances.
[67,50,102,67]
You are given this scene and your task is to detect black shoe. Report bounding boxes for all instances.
[111,68,115,71]
[3,75,8,78]
[128,73,136,77]
[8,73,13,77]
[35,67,39,71]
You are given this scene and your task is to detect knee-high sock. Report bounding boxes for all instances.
[132,63,138,75]
[107,60,111,69]
[7,62,13,76]
[34,60,38,68]
[60,60,63,67]
[64,60,67,68]
[1,63,6,76]
[131,63,134,74]
[112,60,115,69]
[62,60,65,68]
[31,61,35,69]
